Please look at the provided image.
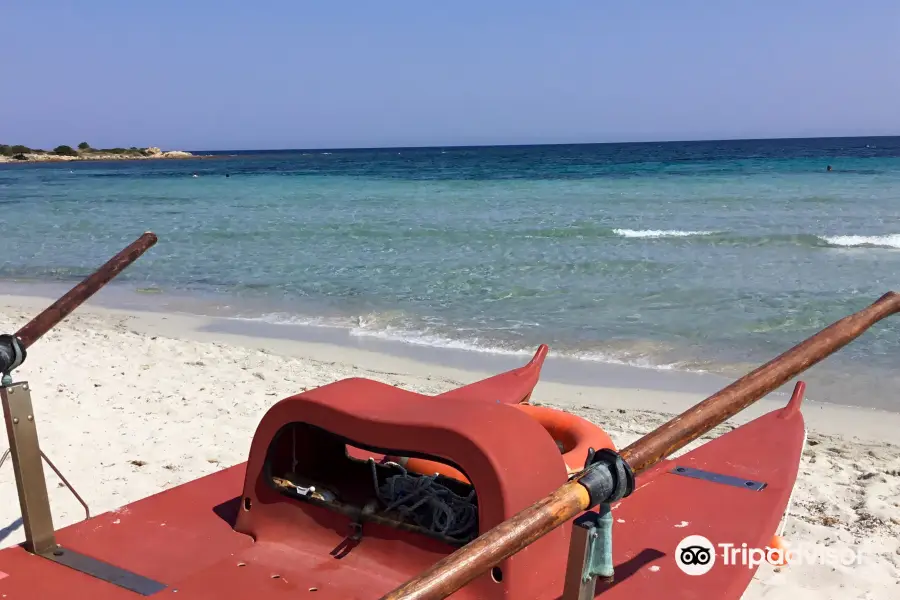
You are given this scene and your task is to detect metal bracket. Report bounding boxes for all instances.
[2,381,57,554]
[40,547,167,596]
[561,505,614,600]
[670,465,767,491]
[2,380,167,595]
[0,448,91,520]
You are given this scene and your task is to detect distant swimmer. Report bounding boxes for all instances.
[826,165,832,172]
[225,173,230,178]
[192,173,199,178]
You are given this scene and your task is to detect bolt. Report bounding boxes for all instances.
[12,418,18,424]
[27,415,33,421]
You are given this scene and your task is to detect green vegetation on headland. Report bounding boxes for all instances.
[0,142,193,162]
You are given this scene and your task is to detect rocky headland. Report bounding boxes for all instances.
[0,143,196,163]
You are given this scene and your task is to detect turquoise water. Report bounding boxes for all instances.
[1,138,899,407]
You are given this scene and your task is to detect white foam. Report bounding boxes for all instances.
[347,323,703,372]
[228,314,708,373]
[612,229,715,239]
[348,325,533,356]
[819,234,900,249]
[230,312,347,328]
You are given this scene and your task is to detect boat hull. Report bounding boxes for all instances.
[0,396,804,599]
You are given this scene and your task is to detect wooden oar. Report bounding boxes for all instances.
[379,291,900,600]
[0,232,157,374]
[15,232,158,348]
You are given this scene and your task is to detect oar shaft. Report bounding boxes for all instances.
[382,483,591,600]
[379,291,900,600]
[15,232,158,348]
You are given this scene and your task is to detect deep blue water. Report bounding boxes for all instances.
[1,137,899,407]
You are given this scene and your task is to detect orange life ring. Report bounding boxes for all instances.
[386,456,469,482]
[515,404,616,473]
[385,405,615,483]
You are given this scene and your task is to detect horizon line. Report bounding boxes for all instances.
[187,133,900,154]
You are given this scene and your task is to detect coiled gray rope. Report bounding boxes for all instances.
[369,459,478,542]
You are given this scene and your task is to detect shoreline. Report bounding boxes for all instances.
[1,278,897,414]
[0,294,897,597]
[3,287,900,441]
[1,278,898,413]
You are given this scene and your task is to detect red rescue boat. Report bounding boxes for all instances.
[0,233,897,600]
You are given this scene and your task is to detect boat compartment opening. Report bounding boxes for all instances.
[263,422,480,545]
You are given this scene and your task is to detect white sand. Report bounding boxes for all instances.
[0,294,897,598]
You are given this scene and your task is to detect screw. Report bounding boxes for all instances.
[27,415,33,421]
[12,418,18,424]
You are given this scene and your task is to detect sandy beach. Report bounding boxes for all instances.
[0,293,897,598]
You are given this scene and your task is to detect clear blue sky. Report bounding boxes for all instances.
[3,1,899,150]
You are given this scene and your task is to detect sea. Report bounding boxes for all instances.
[1,137,898,409]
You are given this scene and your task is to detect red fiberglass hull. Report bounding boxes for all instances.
[0,348,805,600]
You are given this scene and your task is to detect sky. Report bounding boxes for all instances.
[3,1,899,150]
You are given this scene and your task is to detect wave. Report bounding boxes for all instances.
[613,229,900,249]
[229,312,704,374]
[352,325,700,371]
[818,234,900,249]
[612,228,716,239]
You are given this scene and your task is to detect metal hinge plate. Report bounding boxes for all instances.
[670,465,767,491]
[41,546,167,596]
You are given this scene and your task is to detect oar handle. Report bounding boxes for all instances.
[14,232,158,348]
[379,291,900,600]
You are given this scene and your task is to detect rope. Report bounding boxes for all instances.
[369,459,478,542]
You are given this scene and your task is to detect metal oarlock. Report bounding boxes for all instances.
[0,334,26,386]
[577,448,635,508]
[0,233,158,543]
[0,234,164,594]
[559,447,631,600]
